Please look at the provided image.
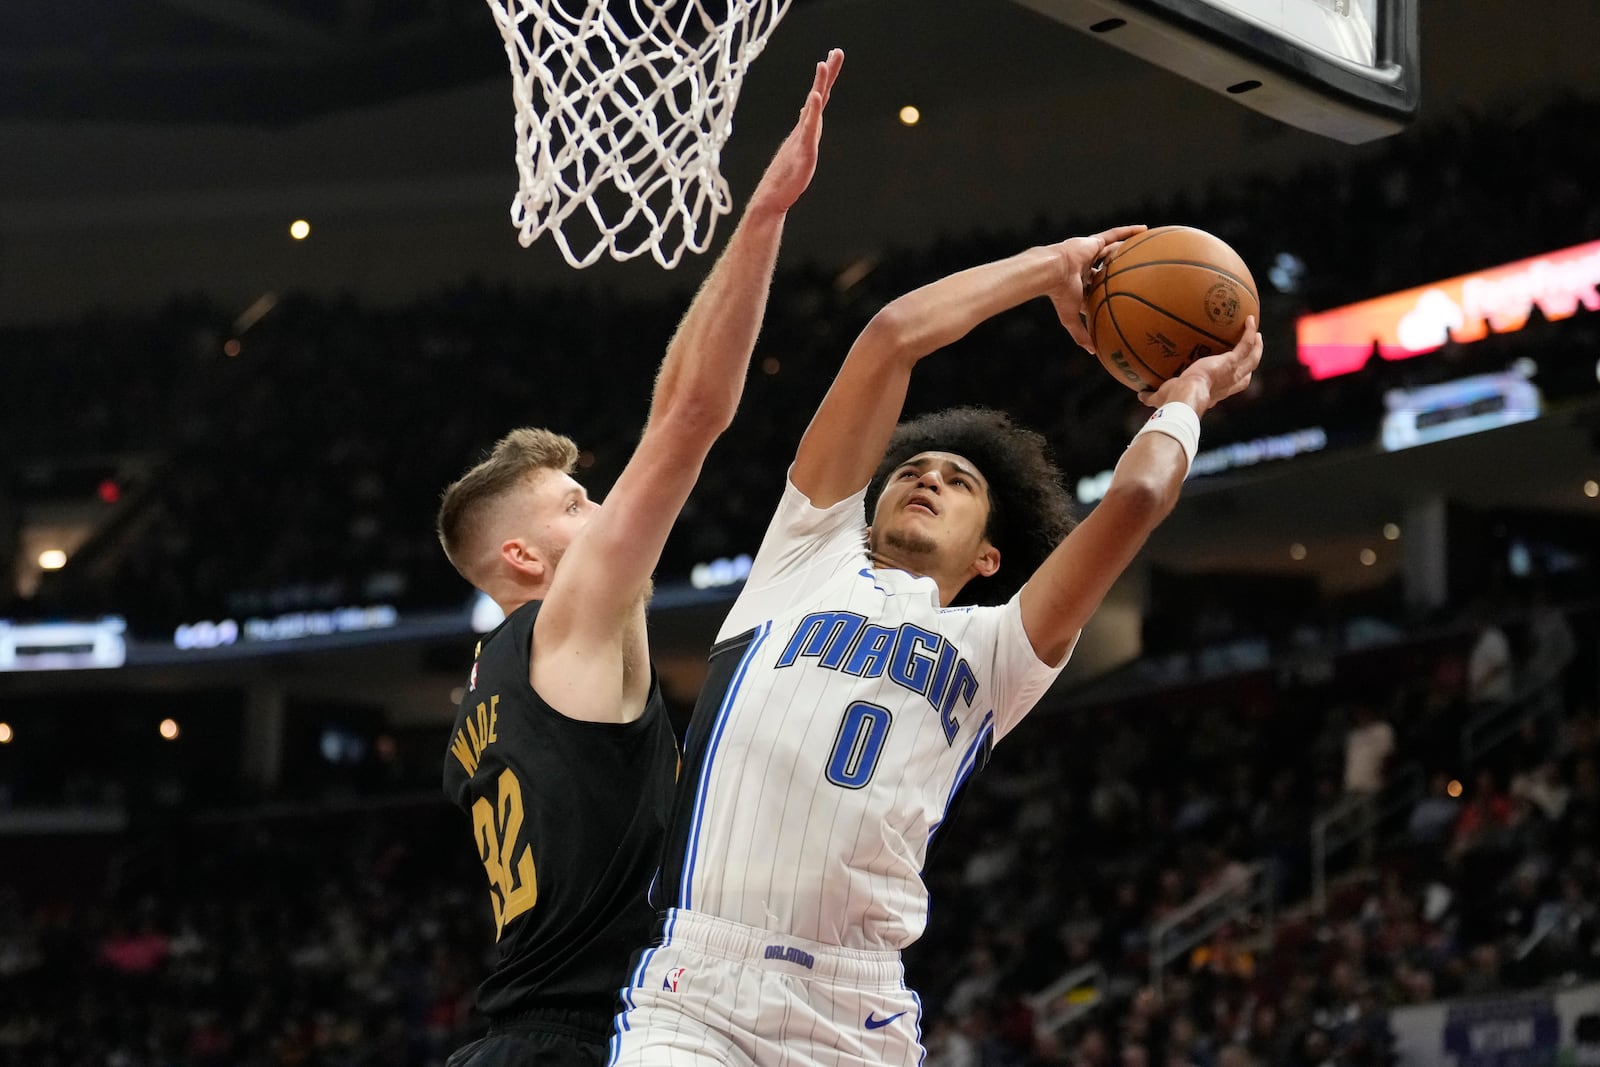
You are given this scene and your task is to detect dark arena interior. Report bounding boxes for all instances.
[2,0,1599,1063]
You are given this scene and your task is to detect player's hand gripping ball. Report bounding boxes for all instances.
[1082,225,1260,392]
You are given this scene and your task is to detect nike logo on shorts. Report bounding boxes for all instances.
[864,1011,907,1030]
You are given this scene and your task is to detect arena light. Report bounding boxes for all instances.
[834,256,878,293]
[1268,251,1306,294]
[1383,523,1401,541]
[289,219,312,240]
[691,554,753,590]
[471,592,506,634]
[159,718,180,741]
[0,722,12,744]
[1586,480,1599,499]
[232,292,278,335]
[37,549,66,570]
[898,105,921,126]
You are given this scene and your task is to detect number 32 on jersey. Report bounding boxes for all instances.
[472,767,538,939]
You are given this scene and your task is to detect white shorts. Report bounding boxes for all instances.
[607,909,924,1067]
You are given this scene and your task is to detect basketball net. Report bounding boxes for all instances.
[486,0,793,269]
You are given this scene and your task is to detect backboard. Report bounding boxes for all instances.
[1011,0,1419,143]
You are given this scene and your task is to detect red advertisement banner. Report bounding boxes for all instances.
[1296,239,1600,379]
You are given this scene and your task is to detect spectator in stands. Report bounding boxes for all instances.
[1408,772,1462,845]
[1240,1002,1288,1067]
[1540,867,1599,979]
[945,944,1004,1019]
[1342,702,1394,798]
[1452,767,1515,855]
[1522,585,1577,693]
[1458,942,1505,997]
[1343,702,1396,862]
[1567,754,1600,848]
[1467,601,1515,707]
[1510,759,1570,823]
[924,1015,979,1067]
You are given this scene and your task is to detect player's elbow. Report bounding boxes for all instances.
[638,400,727,463]
[859,303,925,365]
[653,381,739,443]
[1099,471,1180,531]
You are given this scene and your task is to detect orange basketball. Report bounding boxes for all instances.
[1082,226,1259,392]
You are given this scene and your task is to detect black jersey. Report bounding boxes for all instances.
[443,601,678,1023]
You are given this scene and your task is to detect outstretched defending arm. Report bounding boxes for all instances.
[1017,319,1264,665]
[531,51,844,719]
[790,225,1145,508]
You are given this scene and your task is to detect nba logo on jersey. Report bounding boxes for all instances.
[662,966,687,992]
[469,662,478,692]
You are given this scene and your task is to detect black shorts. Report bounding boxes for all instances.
[446,1009,613,1067]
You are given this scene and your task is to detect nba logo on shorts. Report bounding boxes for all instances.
[662,966,687,992]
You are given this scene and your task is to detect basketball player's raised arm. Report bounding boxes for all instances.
[533,55,842,655]
[1018,319,1262,665]
[791,225,1146,509]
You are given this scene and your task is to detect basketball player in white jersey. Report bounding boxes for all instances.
[609,228,1263,1066]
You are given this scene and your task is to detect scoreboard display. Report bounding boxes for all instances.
[1012,0,1419,143]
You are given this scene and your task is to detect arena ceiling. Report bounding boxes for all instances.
[0,0,513,125]
[1,0,1595,126]
[1,0,1596,320]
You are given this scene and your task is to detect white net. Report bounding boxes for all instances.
[487,0,794,269]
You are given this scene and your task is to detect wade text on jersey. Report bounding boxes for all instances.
[449,693,501,776]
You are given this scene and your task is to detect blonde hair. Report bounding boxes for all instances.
[436,428,579,583]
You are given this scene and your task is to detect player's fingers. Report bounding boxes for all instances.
[1061,234,1106,270]
[1098,238,1132,266]
[1097,224,1147,246]
[801,64,826,117]
[798,86,826,132]
[816,51,842,108]
[1228,317,1257,356]
[1063,314,1095,354]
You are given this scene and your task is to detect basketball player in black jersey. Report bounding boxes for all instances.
[433,50,844,1067]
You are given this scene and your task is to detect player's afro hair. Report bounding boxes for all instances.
[866,406,1076,607]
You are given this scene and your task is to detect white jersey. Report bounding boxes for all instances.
[655,476,1069,951]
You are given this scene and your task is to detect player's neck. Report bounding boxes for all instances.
[866,548,964,607]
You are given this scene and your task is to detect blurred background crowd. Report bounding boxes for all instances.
[2,47,1599,1067]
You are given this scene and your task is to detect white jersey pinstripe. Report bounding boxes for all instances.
[665,476,1070,951]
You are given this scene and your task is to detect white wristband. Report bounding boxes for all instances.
[1131,401,1200,476]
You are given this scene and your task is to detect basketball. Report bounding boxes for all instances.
[1082,226,1260,392]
